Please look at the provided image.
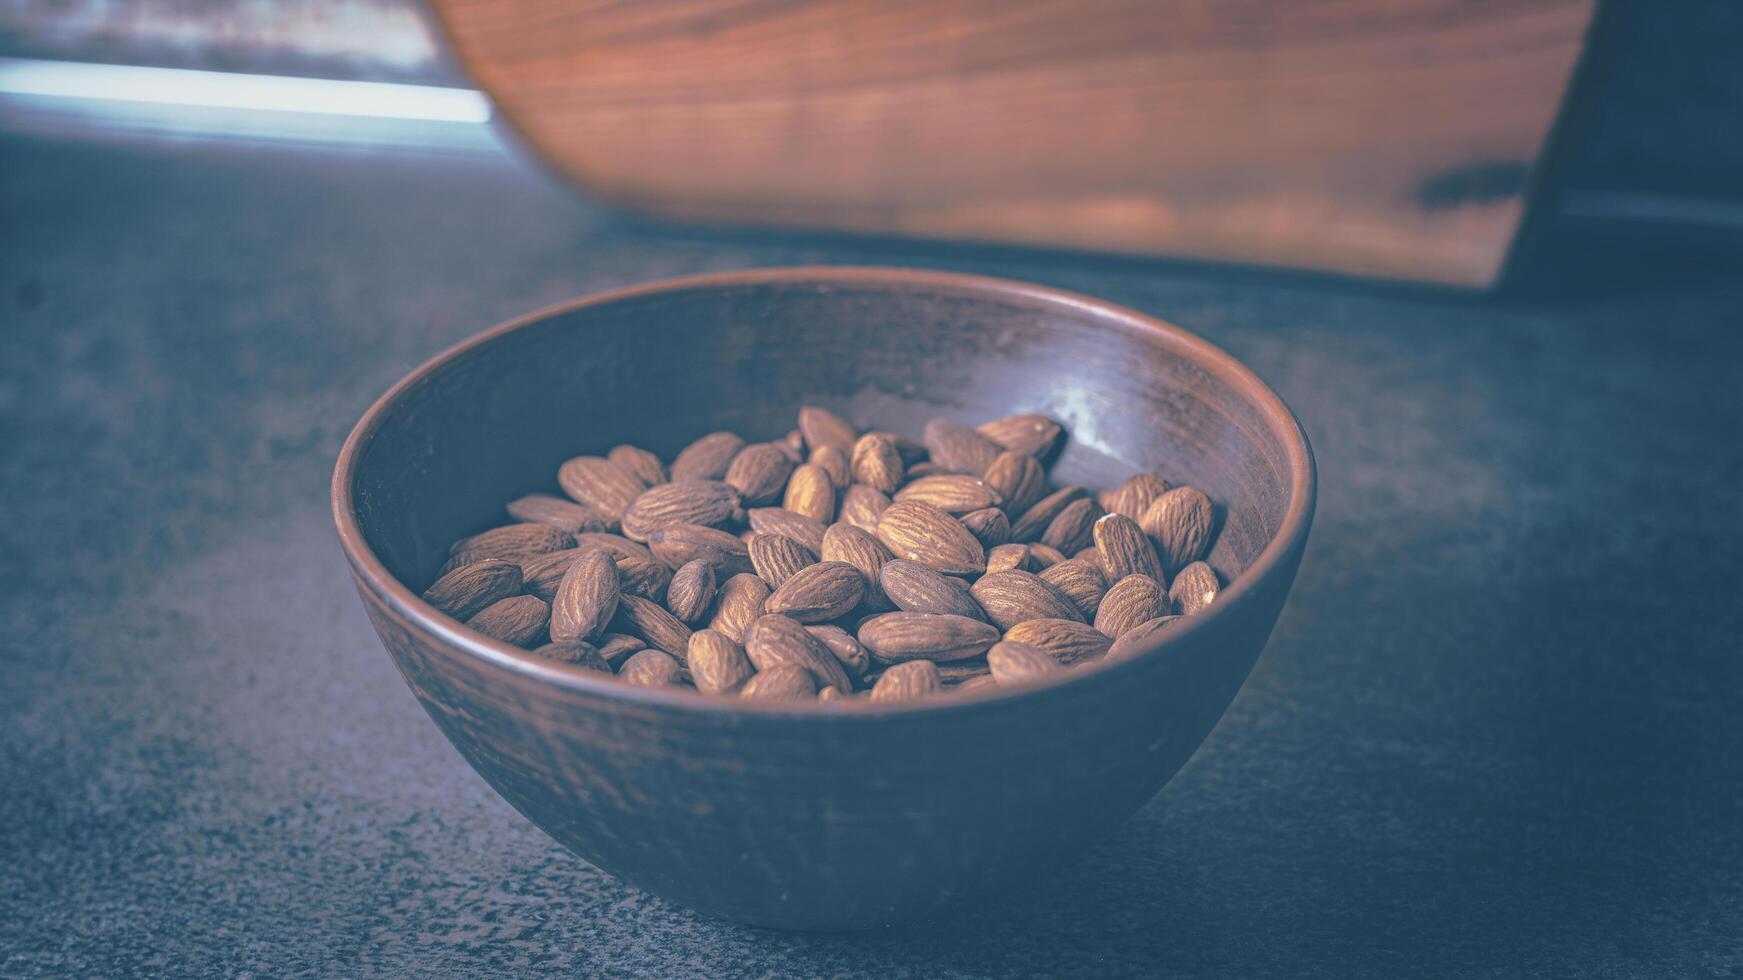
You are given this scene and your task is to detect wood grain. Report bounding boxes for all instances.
[431,0,1594,286]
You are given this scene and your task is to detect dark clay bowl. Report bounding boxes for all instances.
[331,267,1315,930]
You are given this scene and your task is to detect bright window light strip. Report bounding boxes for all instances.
[0,58,490,124]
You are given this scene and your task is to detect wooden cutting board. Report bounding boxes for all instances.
[429,0,1595,287]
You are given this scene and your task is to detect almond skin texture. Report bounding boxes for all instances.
[858,612,1001,663]
[805,624,870,680]
[646,523,753,577]
[880,560,987,620]
[1038,558,1107,618]
[621,480,740,542]
[447,523,575,568]
[981,451,1048,518]
[894,474,1001,514]
[1141,485,1217,574]
[783,463,836,523]
[748,533,818,589]
[970,569,1085,629]
[505,494,615,534]
[959,507,1011,549]
[1098,473,1169,522]
[809,444,852,490]
[550,550,620,644]
[465,595,550,648]
[839,485,892,532]
[739,663,816,701]
[423,559,523,621]
[1010,485,1089,543]
[1108,615,1184,659]
[688,629,755,694]
[744,614,852,693]
[709,573,771,644]
[607,444,667,486]
[850,433,905,493]
[609,594,693,662]
[531,642,610,673]
[613,553,673,602]
[518,549,584,600]
[724,443,796,506]
[571,532,655,563]
[1169,561,1221,615]
[595,633,646,669]
[746,507,827,554]
[870,659,942,703]
[922,418,1002,476]
[557,456,645,520]
[820,522,896,610]
[670,431,746,482]
[987,640,1063,685]
[765,561,867,623]
[1096,574,1169,638]
[1002,618,1112,666]
[798,405,858,454]
[1040,497,1104,554]
[1093,513,1166,583]
[985,543,1032,574]
[1026,543,1069,569]
[618,648,683,687]
[976,413,1065,460]
[876,500,986,576]
[665,559,718,624]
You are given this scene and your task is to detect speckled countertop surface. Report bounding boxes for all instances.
[3,129,1740,977]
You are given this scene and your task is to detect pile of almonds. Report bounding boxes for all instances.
[421,408,1222,703]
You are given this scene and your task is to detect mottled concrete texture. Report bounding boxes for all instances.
[2,131,1740,977]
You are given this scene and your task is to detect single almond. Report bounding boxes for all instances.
[1074,546,1102,565]
[1098,472,1169,522]
[608,444,667,486]
[621,480,740,542]
[746,507,827,554]
[798,405,858,454]
[987,640,1063,685]
[618,648,684,687]
[665,559,718,624]
[518,548,582,600]
[870,660,942,703]
[595,632,646,668]
[777,429,806,462]
[448,523,575,567]
[858,612,1000,663]
[613,552,672,602]
[646,523,753,577]
[1140,485,1216,574]
[765,561,866,623]
[1040,497,1103,554]
[557,456,644,520]
[423,558,523,621]
[670,431,746,482]
[531,641,610,673]
[820,522,896,610]
[724,443,796,505]
[922,417,1001,476]
[970,569,1084,629]
[687,629,755,694]
[894,474,1001,514]
[839,484,892,532]
[1095,574,1169,638]
[817,685,846,702]
[879,560,986,620]
[809,444,852,490]
[850,433,904,494]
[1010,485,1089,543]
[709,573,771,644]
[976,413,1065,460]
[1169,561,1220,615]
[571,532,654,563]
[959,507,1011,549]
[1002,618,1111,666]
[739,663,816,701]
[805,624,870,680]
[1093,513,1166,583]
[1037,558,1107,618]
[875,500,986,576]
[505,494,615,534]
[744,614,852,693]
[985,543,1032,574]
[550,550,620,644]
[465,595,550,647]
[748,532,818,589]
[1107,615,1184,659]
[609,593,693,662]
[783,463,836,523]
[982,451,1048,517]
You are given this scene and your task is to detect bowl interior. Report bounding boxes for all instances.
[350,271,1298,636]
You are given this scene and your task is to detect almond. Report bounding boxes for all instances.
[609,593,693,661]
[970,569,1084,629]
[985,543,1031,574]
[952,673,999,695]
[1041,497,1103,554]
[422,558,523,621]
[987,640,1062,685]
[1093,513,1165,583]
[607,444,667,486]
[465,595,550,647]
[1037,558,1107,618]
[739,663,815,701]
[1096,574,1169,638]
[894,474,1001,514]
[748,532,818,589]
[669,431,746,482]
[447,522,575,568]
[805,624,870,680]
[595,633,646,669]
[531,641,610,673]
[618,648,683,687]
[1098,472,1168,522]
[850,433,904,493]
[550,550,620,644]
[1026,543,1068,569]
[809,444,852,490]
[613,552,673,602]
[777,429,806,462]
[1010,485,1088,543]
[982,451,1048,516]
[557,456,644,520]
[798,405,858,454]
[621,480,740,542]
[571,532,654,563]
[839,484,892,532]
[922,417,1001,476]
[1169,561,1220,615]
[517,549,582,600]
[646,523,753,576]
[816,685,846,702]
[959,507,1011,549]
[765,561,866,623]
[665,559,717,624]
[783,463,836,523]
[724,443,796,505]
[870,431,930,466]
[869,660,942,703]
[976,413,1065,460]
[1107,615,1184,659]
[1002,618,1111,666]
[820,522,895,610]
[879,560,986,620]
[746,507,827,553]
[709,573,771,644]
[505,494,615,534]
[687,629,755,694]
[863,658,991,689]
[1140,486,1216,574]
[744,613,852,693]
[875,500,986,576]
[858,612,1000,663]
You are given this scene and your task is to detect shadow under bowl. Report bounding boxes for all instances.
[331,266,1316,930]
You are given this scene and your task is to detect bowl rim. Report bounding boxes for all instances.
[332,265,1316,717]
